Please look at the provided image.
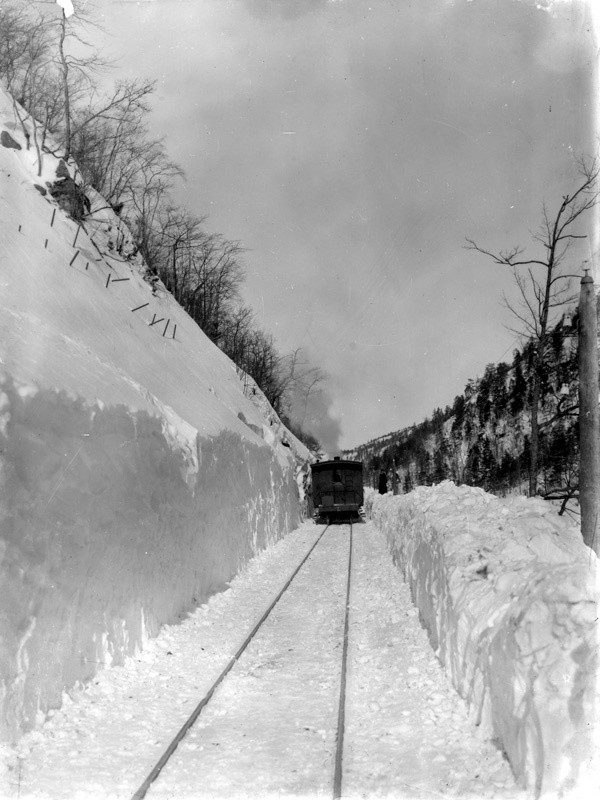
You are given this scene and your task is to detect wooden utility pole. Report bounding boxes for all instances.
[578,272,600,554]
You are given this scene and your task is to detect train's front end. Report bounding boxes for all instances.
[311,457,363,522]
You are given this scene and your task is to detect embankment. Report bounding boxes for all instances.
[366,482,598,798]
[0,377,301,742]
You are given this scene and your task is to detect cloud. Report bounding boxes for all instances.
[243,0,331,19]
[306,394,343,455]
[288,385,342,455]
[99,0,596,447]
[529,0,579,13]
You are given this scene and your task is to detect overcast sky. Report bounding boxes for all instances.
[89,0,597,451]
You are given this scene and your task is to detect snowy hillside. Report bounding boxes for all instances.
[0,85,309,744]
[352,321,585,502]
[366,483,599,798]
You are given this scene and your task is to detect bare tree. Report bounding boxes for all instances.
[72,81,159,205]
[125,143,183,259]
[0,2,50,103]
[72,79,155,179]
[0,1,54,160]
[221,305,255,366]
[466,158,599,496]
[8,1,108,158]
[185,235,245,342]
[144,207,209,301]
[276,348,325,425]
[52,1,110,159]
[1,1,112,164]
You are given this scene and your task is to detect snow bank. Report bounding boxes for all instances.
[0,86,308,744]
[0,375,300,743]
[365,482,599,798]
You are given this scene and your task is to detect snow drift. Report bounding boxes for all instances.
[366,483,598,798]
[0,86,309,743]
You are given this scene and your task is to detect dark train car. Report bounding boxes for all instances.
[310,457,364,522]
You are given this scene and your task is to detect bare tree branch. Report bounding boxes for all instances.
[466,157,599,495]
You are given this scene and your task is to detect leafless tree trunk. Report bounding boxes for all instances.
[57,9,71,158]
[466,159,599,496]
[578,273,600,553]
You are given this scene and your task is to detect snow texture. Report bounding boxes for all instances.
[365,482,599,798]
[1,522,525,800]
[0,85,308,744]
[56,1,74,19]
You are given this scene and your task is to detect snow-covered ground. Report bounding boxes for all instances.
[1,521,525,800]
[366,483,599,799]
[0,85,308,744]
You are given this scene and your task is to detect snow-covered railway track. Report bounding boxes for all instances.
[132,522,356,800]
[333,522,353,800]
[9,521,524,800]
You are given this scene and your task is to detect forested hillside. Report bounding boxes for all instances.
[0,0,322,451]
[349,311,586,512]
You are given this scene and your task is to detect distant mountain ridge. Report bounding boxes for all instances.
[346,309,594,512]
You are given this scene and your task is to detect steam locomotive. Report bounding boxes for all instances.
[310,457,364,523]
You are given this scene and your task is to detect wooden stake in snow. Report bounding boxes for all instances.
[51,208,56,227]
[578,271,600,555]
[105,274,111,288]
[72,225,81,247]
[162,319,170,337]
[131,303,150,313]
[69,250,79,266]
[172,324,177,340]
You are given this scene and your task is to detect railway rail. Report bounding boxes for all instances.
[10,521,523,800]
[131,522,355,800]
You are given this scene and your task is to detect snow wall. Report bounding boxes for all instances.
[0,84,310,745]
[365,482,598,798]
[0,375,301,743]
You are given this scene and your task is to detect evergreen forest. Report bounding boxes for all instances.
[349,313,582,513]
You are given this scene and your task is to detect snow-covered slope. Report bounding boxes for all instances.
[0,86,309,743]
[366,483,599,798]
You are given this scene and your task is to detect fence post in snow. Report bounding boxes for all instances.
[578,271,600,555]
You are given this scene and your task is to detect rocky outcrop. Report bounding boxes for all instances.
[48,161,90,220]
[1,130,21,150]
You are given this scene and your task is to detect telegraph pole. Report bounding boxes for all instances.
[578,271,600,555]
